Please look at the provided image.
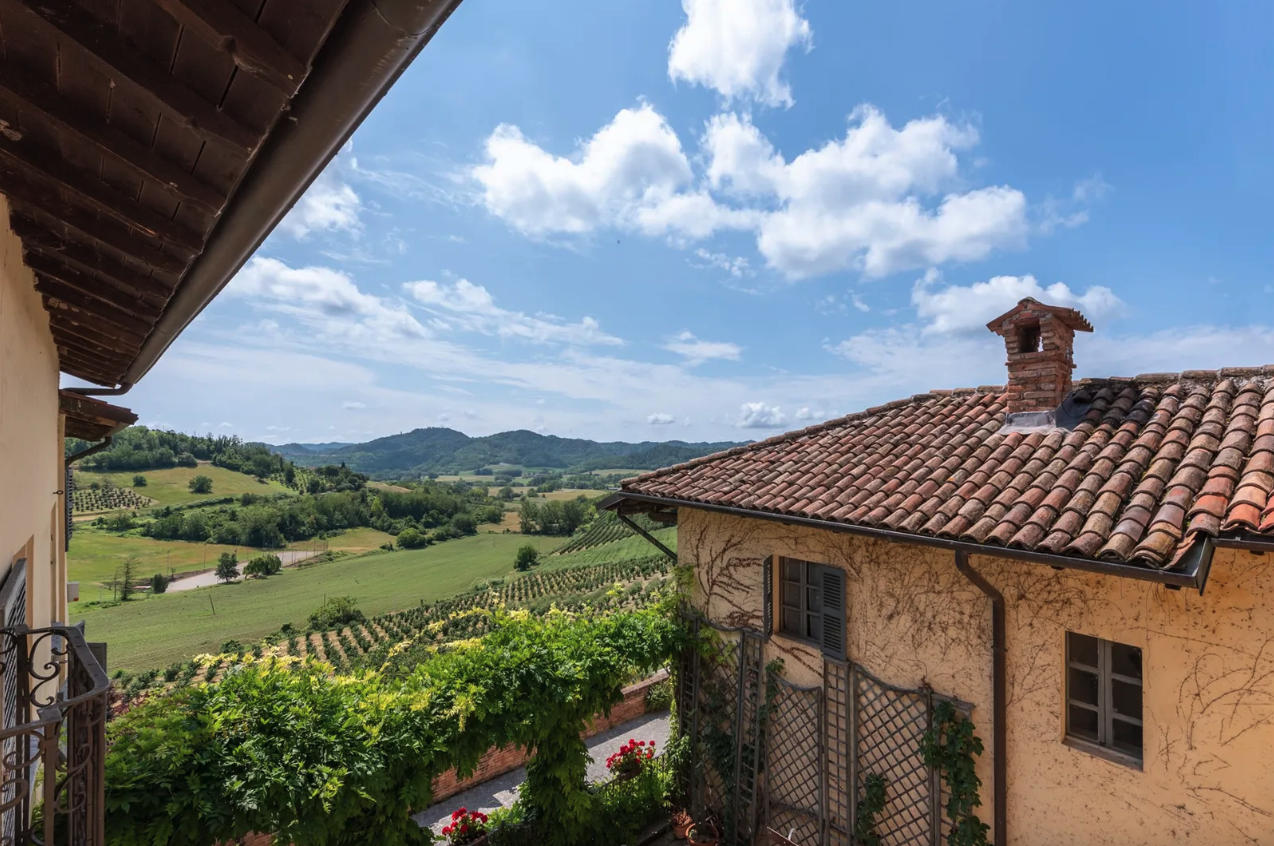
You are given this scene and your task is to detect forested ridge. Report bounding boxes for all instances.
[275,426,742,476]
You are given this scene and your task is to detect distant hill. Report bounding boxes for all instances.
[271,427,743,477]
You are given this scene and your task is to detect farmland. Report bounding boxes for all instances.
[72,532,564,670]
[112,550,677,699]
[73,464,291,508]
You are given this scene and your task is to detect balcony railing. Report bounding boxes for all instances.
[0,625,110,846]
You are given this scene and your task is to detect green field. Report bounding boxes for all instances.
[72,533,561,670]
[75,464,291,508]
[67,526,397,588]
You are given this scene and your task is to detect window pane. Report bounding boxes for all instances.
[782,609,800,634]
[806,584,822,613]
[784,560,803,581]
[1068,632,1099,668]
[1068,704,1099,741]
[782,581,801,609]
[806,614,822,643]
[1068,667,1099,706]
[1112,719,1142,756]
[1111,642,1142,680]
[1112,679,1141,719]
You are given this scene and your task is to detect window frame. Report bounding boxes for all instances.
[1064,632,1144,769]
[778,558,821,647]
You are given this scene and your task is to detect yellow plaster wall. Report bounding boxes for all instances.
[0,195,63,628]
[678,507,1274,845]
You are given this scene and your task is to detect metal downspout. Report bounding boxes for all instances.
[64,436,113,469]
[953,550,1007,846]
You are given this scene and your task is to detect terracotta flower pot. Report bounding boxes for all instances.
[687,822,719,846]
[671,812,693,840]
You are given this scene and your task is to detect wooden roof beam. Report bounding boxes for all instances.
[36,278,153,338]
[0,61,225,213]
[154,0,309,96]
[53,331,136,370]
[26,254,163,320]
[57,352,122,386]
[0,136,204,253]
[5,0,259,152]
[8,215,173,303]
[48,312,146,353]
[3,188,189,275]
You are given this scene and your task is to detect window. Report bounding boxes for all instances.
[778,558,845,659]
[1066,632,1143,763]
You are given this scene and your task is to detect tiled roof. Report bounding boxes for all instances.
[623,368,1274,569]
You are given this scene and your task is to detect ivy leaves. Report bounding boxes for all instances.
[921,700,991,846]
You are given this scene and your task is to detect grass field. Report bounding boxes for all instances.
[68,526,397,589]
[72,533,562,670]
[587,469,648,478]
[75,464,291,509]
[539,488,595,501]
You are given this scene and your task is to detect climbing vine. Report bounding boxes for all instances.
[852,773,887,846]
[921,700,990,846]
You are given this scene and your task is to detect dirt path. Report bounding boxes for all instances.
[166,549,317,592]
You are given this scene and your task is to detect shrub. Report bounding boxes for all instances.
[132,474,147,487]
[150,573,168,594]
[244,554,283,578]
[188,475,213,494]
[395,527,427,549]
[514,544,539,571]
[307,596,365,631]
[104,609,681,846]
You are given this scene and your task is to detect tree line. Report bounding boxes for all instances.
[66,426,290,478]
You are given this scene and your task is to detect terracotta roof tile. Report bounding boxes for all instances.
[623,372,1274,568]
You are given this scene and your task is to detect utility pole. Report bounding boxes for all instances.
[208,594,216,616]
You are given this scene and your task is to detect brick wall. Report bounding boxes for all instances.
[430,669,668,803]
[229,671,669,846]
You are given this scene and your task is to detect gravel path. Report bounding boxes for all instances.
[167,549,317,592]
[412,711,671,836]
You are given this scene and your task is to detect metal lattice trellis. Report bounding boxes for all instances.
[676,614,969,846]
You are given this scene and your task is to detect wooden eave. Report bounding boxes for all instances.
[60,390,138,441]
[0,0,350,386]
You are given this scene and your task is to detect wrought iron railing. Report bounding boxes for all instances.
[0,625,109,846]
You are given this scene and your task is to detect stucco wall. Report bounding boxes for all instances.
[678,507,1274,845]
[0,194,62,628]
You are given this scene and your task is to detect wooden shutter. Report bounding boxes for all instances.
[762,556,773,638]
[817,564,846,659]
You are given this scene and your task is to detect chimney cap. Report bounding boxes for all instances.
[985,297,1094,335]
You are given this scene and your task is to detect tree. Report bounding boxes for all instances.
[307,596,365,631]
[119,555,138,601]
[189,475,214,494]
[396,527,427,549]
[132,474,148,487]
[514,544,539,571]
[518,499,540,534]
[244,553,282,578]
[498,486,515,501]
[150,573,168,594]
[215,552,238,583]
[450,513,478,536]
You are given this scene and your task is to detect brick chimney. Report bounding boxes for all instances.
[986,297,1093,413]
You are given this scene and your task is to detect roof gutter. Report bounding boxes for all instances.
[120,0,464,386]
[599,492,1215,593]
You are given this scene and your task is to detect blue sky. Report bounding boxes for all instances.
[132,0,1274,444]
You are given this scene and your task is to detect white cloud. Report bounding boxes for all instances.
[228,257,428,344]
[664,331,743,364]
[219,422,234,428]
[794,407,823,421]
[851,294,870,313]
[342,401,366,410]
[912,271,1125,335]
[737,401,786,428]
[668,0,812,108]
[279,148,362,240]
[265,425,291,432]
[706,108,1030,279]
[1072,173,1112,203]
[648,413,676,425]
[692,248,753,278]
[472,104,695,236]
[404,278,622,346]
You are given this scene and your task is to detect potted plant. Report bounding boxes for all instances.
[687,819,719,846]
[605,738,655,781]
[671,808,693,840]
[440,807,489,845]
